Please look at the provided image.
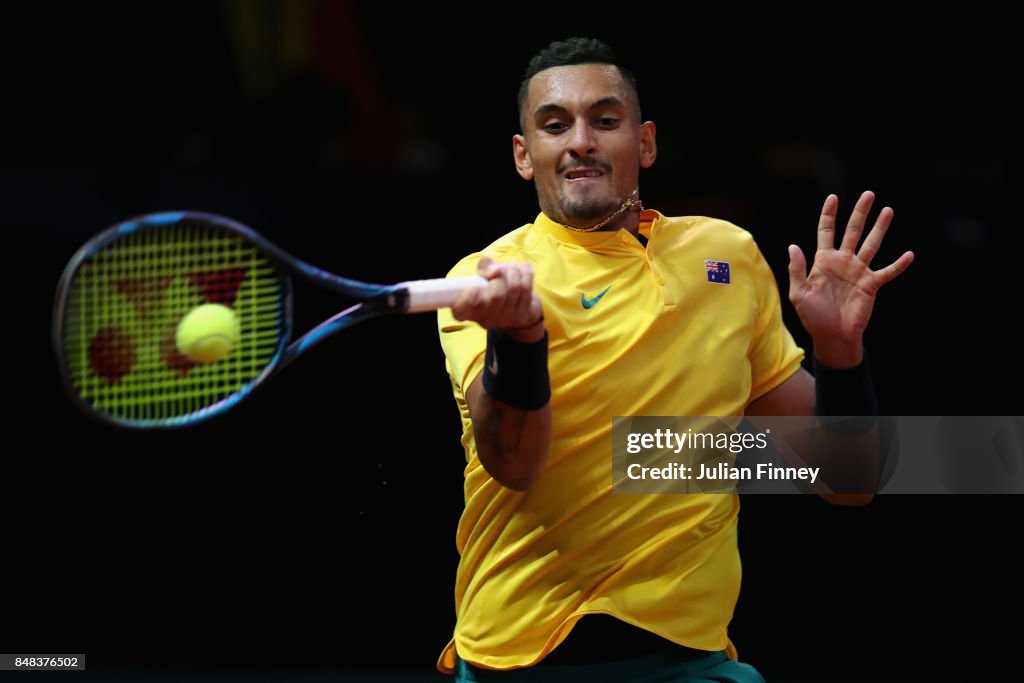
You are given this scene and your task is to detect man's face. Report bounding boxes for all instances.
[513,63,655,228]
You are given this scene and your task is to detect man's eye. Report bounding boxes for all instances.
[543,122,568,133]
[597,117,619,128]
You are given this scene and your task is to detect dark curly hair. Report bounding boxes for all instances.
[517,37,640,129]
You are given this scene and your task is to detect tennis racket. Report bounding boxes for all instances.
[53,211,485,429]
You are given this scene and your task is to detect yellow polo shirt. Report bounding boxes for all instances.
[436,209,804,673]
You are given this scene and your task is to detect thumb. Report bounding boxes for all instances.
[477,257,499,280]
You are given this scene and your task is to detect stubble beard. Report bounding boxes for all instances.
[552,186,623,227]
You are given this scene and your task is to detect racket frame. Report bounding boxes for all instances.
[53,211,442,429]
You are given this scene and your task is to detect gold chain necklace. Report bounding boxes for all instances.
[556,189,644,233]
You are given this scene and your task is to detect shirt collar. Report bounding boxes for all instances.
[532,209,663,247]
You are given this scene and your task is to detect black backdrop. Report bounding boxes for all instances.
[4,3,1022,680]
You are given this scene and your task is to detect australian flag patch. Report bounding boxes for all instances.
[704,260,731,284]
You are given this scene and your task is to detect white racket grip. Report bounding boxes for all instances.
[400,275,489,312]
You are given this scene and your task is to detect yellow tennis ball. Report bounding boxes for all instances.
[175,304,240,363]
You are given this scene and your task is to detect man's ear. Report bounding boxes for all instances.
[513,134,534,180]
[640,121,657,169]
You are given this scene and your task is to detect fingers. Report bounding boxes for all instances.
[455,259,540,329]
[503,263,524,312]
[821,191,899,266]
[817,194,839,251]
[451,283,482,321]
[872,250,915,288]
[857,206,894,265]
[527,291,543,324]
[787,244,808,298]
[839,190,876,254]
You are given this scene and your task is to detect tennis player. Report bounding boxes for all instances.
[437,37,913,682]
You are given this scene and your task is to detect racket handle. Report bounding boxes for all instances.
[400,276,488,312]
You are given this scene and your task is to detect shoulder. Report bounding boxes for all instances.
[654,214,763,261]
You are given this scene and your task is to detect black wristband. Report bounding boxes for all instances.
[482,328,551,410]
[814,350,879,434]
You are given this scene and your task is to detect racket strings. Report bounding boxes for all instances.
[61,219,286,424]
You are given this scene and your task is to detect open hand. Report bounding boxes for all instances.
[788,191,914,368]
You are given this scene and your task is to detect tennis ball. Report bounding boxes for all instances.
[175,303,240,363]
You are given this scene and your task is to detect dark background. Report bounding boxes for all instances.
[4,2,1021,680]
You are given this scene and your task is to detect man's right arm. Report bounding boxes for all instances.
[451,258,552,491]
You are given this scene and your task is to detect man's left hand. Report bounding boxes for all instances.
[787,190,914,368]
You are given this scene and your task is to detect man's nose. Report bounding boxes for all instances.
[566,120,597,157]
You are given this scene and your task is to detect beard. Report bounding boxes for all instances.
[549,158,624,226]
[559,194,620,222]
[551,182,629,227]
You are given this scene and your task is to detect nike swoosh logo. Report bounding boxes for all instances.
[581,285,612,309]
[488,350,498,376]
